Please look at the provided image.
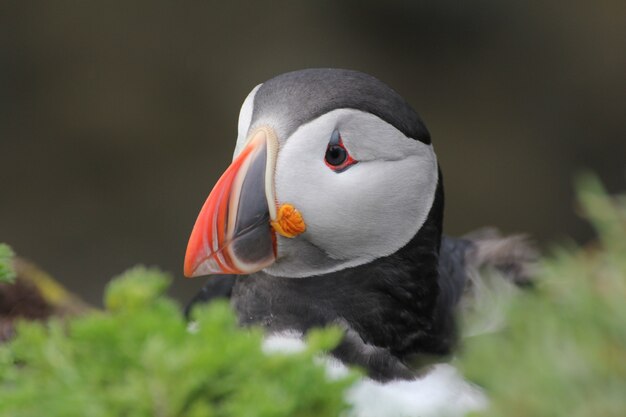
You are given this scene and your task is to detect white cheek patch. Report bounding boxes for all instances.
[233,84,262,159]
[272,109,438,276]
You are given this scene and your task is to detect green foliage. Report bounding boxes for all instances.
[460,175,626,417]
[104,266,172,312]
[3,176,625,417]
[0,267,355,417]
[0,243,16,284]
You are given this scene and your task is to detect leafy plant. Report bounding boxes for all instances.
[0,266,355,417]
[460,175,626,417]
[0,244,16,284]
[2,175,625,417]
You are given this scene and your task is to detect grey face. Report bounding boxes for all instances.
[233,69,439,278]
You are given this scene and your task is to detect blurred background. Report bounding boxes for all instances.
[1,0,625,305]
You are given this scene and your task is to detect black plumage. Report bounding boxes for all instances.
[185,69,535,381]
[185,176,531,381]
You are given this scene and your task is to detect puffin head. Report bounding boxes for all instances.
[184,69,441,279]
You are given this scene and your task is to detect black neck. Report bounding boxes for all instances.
[233,171,449,360]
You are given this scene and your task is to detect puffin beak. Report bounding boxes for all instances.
[184,127,280,277]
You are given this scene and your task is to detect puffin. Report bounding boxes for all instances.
[183,69,533,413]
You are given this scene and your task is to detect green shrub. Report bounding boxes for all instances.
[0,266,356,417]
[2,175,625,417]
[459,175,626,417]
[0,244,16,284]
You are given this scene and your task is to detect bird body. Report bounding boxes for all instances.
[183,68,534,414]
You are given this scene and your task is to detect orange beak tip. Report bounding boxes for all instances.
[183,254,198,278]
[184,254,225,278]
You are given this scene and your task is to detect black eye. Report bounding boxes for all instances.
[325,144,347,166]
[324,129,358,172]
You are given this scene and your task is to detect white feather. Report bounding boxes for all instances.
[262,332,487,417]
[262,330,306,354]
[345,365,487,417]
[233,83,262,158]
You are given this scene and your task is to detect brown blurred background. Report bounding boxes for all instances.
[1,0,625,305]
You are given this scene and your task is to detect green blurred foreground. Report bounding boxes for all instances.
[460,176,626,416]
[0,244,16,284]
[1,176,625,416]
[0,266,354,417]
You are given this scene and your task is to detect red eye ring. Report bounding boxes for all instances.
[324,131,358,173]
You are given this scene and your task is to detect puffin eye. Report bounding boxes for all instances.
[325,145,347,166]
[324,129,357,173]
